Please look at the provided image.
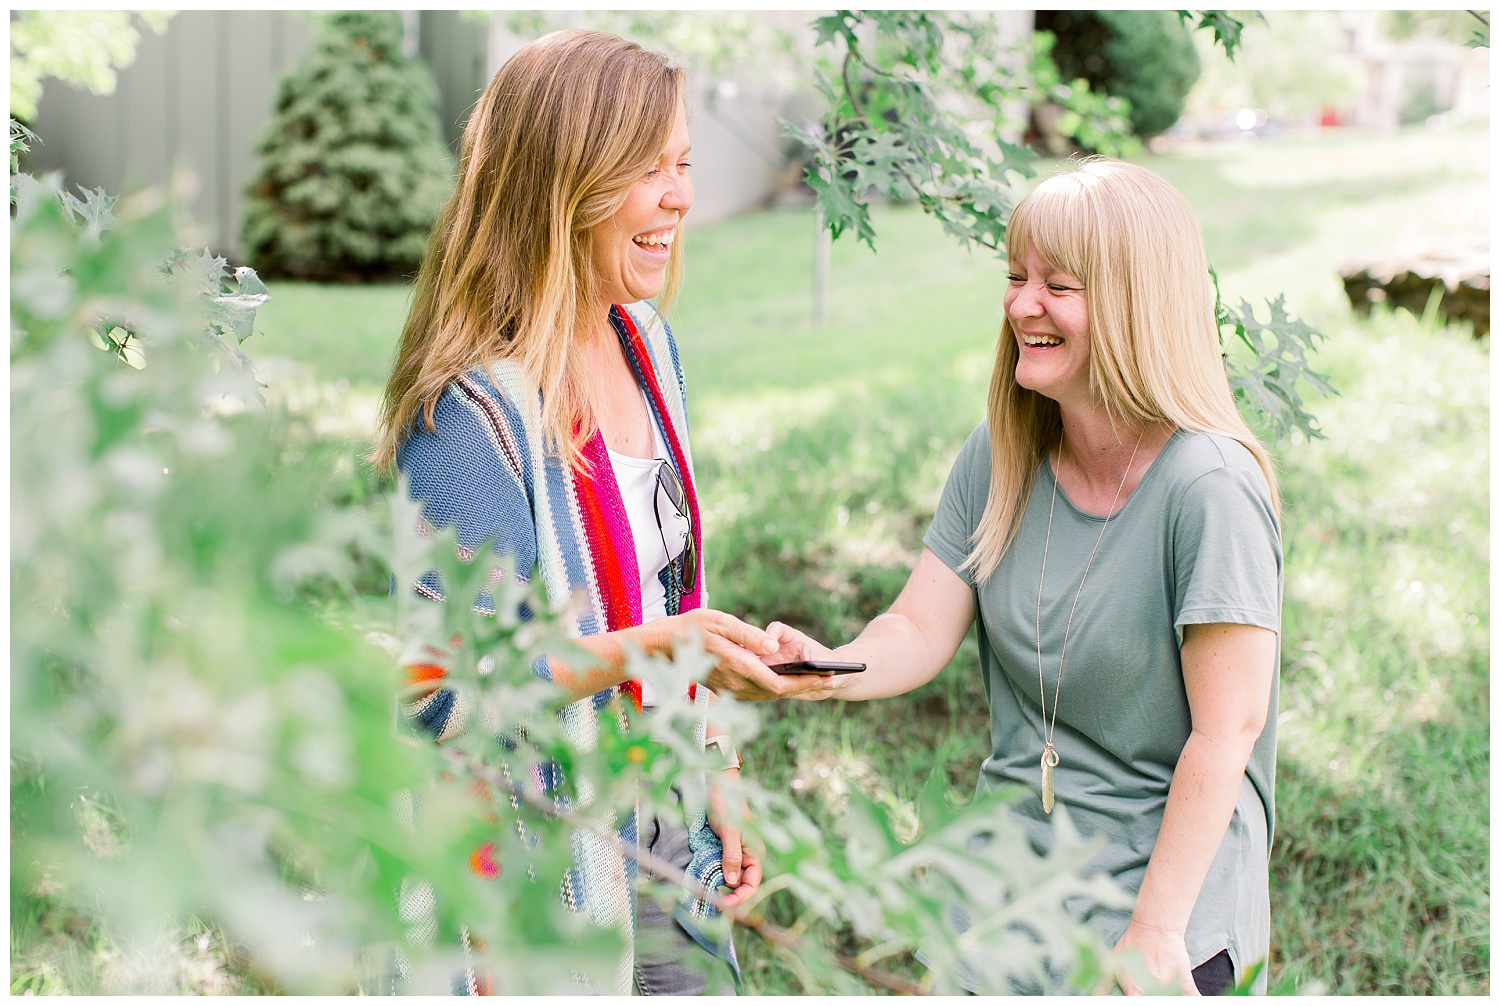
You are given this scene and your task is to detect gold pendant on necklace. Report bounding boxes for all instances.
[1041,743,1060,814]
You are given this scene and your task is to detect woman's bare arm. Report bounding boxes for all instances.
[1113,621,1278,994]
[762,547,976,702]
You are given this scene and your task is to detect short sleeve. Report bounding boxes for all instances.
[922,424,990,587]
[1171,464,1283,640]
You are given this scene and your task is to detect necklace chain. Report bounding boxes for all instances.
[1034,429,1146,813]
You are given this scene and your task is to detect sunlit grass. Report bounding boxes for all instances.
[1269,304,1488,994]
[253,280,411,393]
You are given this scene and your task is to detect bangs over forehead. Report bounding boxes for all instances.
[1005,168,1100,282]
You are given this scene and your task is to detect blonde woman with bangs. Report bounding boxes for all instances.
[760,159,1283,995]
[375,28,823,995]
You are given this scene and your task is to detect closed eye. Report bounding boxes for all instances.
[648,161,692,179]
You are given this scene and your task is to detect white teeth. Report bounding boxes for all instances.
[1023,335,1062,346]
[633,231,672,247]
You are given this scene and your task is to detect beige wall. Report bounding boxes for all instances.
[20,10,477,259]
[24,11,315,259]
[482,12,816,229]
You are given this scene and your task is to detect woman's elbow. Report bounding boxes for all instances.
[1190,705,1269,763]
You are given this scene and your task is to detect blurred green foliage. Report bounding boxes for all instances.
[8,10,174,122]
[1037,10,1202,138]
[7,163,483,993]
[499,10,805,90]
[1465,11,1491,48]
[241,11,453,282]
[1026,30,1140,159]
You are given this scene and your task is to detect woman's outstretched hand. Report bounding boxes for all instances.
[763,621,833,663]
[753,621,843,702]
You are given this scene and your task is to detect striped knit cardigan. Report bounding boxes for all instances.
[396,302,736,994]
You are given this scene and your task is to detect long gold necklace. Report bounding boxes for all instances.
[1035,429,1145,814]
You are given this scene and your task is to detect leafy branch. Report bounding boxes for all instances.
[1213,270,1336,440]
[372,515,1125,995]
[790,10,1040,253]
[441,744,931,994]
[1466,9,1490,48]
[798,11,1334,443]
[1177,10,1260,61]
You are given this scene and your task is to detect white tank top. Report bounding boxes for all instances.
[606,396,690,707]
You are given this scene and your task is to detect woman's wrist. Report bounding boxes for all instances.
[1124,913,1187,938]
[622,615,676,660]
[1128,874,1195,937]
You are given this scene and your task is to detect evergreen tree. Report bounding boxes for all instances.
[242,11,453,281]
[1038,10,1201,139]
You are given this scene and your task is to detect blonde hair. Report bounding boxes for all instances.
[964,157,1280,581]
[373,28,686,471]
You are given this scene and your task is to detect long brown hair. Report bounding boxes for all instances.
[372,28,685,471]
[963,157,1280,581]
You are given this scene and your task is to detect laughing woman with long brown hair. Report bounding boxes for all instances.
[373,28,820,994]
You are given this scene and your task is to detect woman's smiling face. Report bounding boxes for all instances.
[591,99,693,308]
[1005,248,1092,407]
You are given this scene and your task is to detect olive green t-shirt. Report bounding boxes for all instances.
[924,426,1282,990]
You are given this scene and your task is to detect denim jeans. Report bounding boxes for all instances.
[633,814,738,996]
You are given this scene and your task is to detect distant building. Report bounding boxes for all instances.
[1336,11,1491,128]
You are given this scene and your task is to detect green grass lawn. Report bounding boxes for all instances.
[18,125,1486,994]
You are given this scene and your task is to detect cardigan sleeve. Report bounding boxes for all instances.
[394,376,538,740]
[398,377,536,573]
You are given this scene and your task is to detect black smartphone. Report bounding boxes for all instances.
[770,660,867,675]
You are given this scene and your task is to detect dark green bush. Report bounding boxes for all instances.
[242,11,453,282]
[1036,10,1201,139]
